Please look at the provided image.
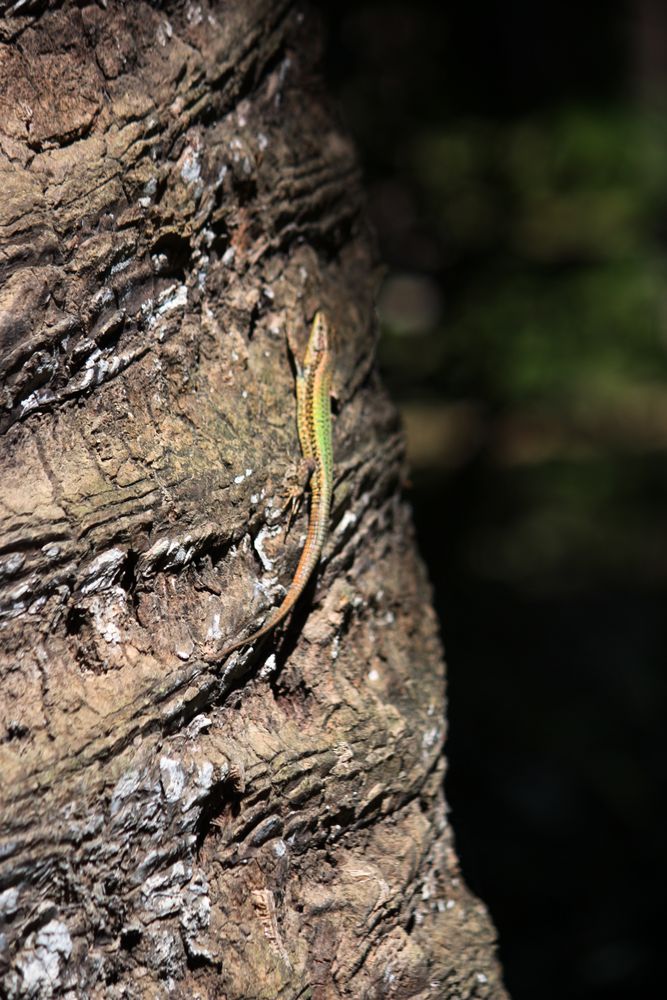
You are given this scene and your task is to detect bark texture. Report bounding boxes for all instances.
[0,2,508,997]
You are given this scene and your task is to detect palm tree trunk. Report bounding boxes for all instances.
[0,2,508,996]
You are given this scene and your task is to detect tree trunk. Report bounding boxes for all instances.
[0,2,508,997]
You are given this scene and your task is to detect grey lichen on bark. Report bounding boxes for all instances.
[0,1,508,997]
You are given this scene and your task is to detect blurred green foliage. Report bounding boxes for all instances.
[385,109,667,397]
[378,108,667,588]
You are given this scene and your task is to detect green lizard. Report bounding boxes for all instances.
[222,311,334,657]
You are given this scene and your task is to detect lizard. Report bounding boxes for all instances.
[221,310,334,658]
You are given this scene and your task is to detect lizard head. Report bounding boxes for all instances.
[305,310,331,366]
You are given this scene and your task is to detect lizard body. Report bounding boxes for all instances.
[222,311,333,657]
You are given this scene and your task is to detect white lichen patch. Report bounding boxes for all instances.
[180,873,212,960]
[160,752,218,815]
[85,587,127,644]
[175,637,194,660]
[160,757,186,803]
[90,287,114,311]
[185,2,204,26]
[142,534,196,573]
[253,523,282,571]
[141,861,190,919]
[147,282,188,328]
[8,919,72,999]
[0,552,25,579]
[109,769,142,816]
[110,257,133,276]
[66,341,148,397]
[78,547,126,595]
[229,136,253,175]
[181,760,215,812]
[421,725,441,751]
[197,256,209,289]
[232,468,253,485]
[265,501,284,524]
[0,886,20,918]
[180,145,201,186]
[150,252,168,272]
[18,386,56,418]
[156,18,173,46]
[185,714,212,738]
[420,871,436,902]
[258,653,278,679]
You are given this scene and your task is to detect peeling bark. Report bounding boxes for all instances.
[0,2,508,997]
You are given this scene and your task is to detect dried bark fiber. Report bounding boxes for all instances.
[0,2,508,997]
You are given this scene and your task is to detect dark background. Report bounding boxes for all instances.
[321,2,667,998]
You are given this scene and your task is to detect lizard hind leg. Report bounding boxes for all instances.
[281,456,316,534]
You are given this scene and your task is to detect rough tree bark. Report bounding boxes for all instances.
[0,2,508,998]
